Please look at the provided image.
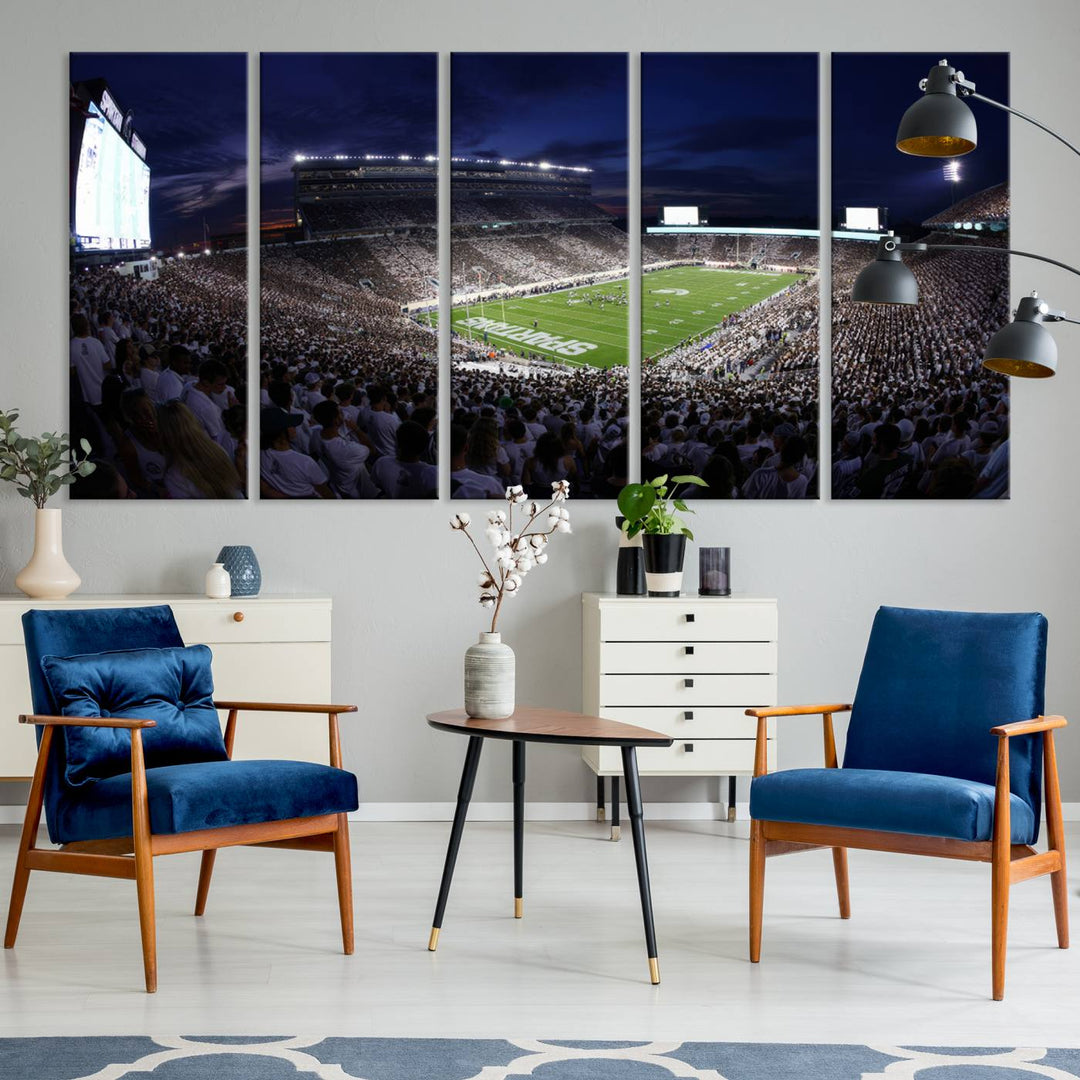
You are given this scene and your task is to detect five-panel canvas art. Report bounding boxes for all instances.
[67,51,1011,501]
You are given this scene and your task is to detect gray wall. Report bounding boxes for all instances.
[2,0,1079,807]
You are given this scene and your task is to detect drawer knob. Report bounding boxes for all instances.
[684,710,694,721]
[684,678,694,689]
[233,611,245,623]
[685,613,695,623]
[684,743,694,752]
[685,645,695,655]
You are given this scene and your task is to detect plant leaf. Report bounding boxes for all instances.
[671,475,709,487]
[617,483,656,523]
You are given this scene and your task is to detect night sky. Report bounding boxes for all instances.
[70,53,247,250]
[260,53,437,229]
[451,53,628,215]
[642,53,818,229]
[833,53,1009,232]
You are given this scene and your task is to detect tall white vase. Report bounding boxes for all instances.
[15,508,81,599]
[464,631,515,719]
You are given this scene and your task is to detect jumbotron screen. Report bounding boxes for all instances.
[842,206,884,232]
[74,102,151,251]
[660,205,699,226]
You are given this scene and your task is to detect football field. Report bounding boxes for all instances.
[446,265,805,369]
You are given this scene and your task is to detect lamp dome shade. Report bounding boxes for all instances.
[983,317,1058,378]
[896,64,977,157]
[852,255,920,305]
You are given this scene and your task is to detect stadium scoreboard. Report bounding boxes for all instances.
[660,205,700,227]
[842,206,886,232]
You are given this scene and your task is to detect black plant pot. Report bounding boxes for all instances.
[641,533,687,597]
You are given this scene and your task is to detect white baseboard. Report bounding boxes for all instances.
[3,802,1080,826]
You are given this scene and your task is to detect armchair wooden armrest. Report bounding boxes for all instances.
[990,715,1067,738]
[213,702,357,768]
[19,713,157,729]
[745,704,852,777]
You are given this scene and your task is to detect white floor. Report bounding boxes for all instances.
[1,819,1077,1047]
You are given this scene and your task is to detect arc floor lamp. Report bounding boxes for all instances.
[852,59,1079,378]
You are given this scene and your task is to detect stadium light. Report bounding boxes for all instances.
[897,59,1080,160]
[853,236,1080,377]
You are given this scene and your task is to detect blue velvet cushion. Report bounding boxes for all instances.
[843,607,1047,833]
[40,645,228,786]
[51,759,359,843]
[750,768,1036,844]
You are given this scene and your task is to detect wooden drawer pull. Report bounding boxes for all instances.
[685,645,695,655]
[684,678,694,689]
[233,611,245,623]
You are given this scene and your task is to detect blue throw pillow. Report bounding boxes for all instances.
[40,644,228,786]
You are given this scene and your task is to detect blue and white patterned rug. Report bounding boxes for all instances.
[2,1038,1079,1080]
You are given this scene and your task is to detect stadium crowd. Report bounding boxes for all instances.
[68,256,248,499]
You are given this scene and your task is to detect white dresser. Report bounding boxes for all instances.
[0,594,334,782]
[582,592,778,830]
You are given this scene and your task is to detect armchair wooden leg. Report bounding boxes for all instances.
[991,737,1011,1001]
[131,731,157,993]
[333,813,354,955]
[194,850,217,916]
[749,819,765,963]
[1044,731,1070,950]
[832,847,851,919]
[4,726,52,950]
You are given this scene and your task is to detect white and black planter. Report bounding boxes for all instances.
[642,534,687,597]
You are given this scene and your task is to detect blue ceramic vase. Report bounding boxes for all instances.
[217,545,261,597]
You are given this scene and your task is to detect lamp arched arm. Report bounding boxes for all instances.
[896,241,1080,280]
[965,91,1080,161]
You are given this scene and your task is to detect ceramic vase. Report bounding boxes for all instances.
[217,545,261,597]
[464,631,515,719]
[204,562,231,599]
[15,508,81,599]
[642,533,687,597]
[615,515,646,596]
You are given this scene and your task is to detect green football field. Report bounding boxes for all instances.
[445,265,805,369]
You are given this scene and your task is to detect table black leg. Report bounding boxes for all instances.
[513,740,525,919]
[610,775,621,841]
[621,745,660,984]
[596,775,606,823]
[429,735,484,951]
[728,775,738,823]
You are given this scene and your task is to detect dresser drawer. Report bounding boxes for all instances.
[598,601,776,643]
[172,600,331,645]
[601,640,776,675]
[591,738,771,775]
[600,673,776,708]
[599,705,773,741]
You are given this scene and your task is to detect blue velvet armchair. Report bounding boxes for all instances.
[747,606,1068,1000]
[4,605,360,992]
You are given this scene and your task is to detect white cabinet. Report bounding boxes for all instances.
[582,593,778,822]
[0,594,334,781]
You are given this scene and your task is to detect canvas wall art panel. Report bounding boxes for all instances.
[259,53,438,500]
[69,52,248,499]
[831,52,1010,499]
[641,52,820,500]
[449,52,630,500]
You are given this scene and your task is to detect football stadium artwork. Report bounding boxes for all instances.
[831,52,1010,500]
[641,53,820,500]
[69,53,248,500]
[259,53,438,500]
[449,52,630,500]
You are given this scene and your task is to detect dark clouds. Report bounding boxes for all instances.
[642,53,818,228]
[70,53,247,249]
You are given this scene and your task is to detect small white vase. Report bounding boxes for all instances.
[15,508,81,600]
[204,562,231,599]
[464,631,515,719]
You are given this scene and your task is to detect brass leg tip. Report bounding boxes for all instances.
[596,808,606,822]
[648,957,660,984]
[610,826,621,842]
[514,897,523,919]
[427,927,440,951]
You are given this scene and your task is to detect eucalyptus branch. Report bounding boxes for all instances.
[0,409,96,509]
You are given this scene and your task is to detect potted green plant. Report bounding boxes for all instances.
[0,409,95,599]
[617,474,707,596]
